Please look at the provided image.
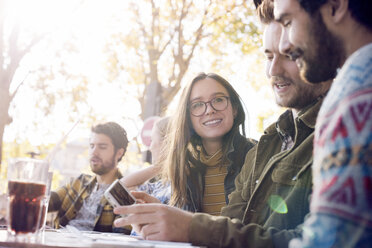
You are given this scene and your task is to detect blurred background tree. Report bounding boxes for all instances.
[0,0,42,167]
[0,0,85,167]
[0,0,281,186]
[105,0,262,120]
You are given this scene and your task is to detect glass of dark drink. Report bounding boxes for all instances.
[6,158,49,243]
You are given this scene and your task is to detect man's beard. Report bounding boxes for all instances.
[295,12,345,84]
[90,155,116,175]
[272,76,324,110]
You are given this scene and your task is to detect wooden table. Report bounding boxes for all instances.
[0,229,200,248]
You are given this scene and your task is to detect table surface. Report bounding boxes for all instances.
[0,229,201,248]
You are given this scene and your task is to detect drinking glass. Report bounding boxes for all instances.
[6,158,49,243]
[39,171,53,236]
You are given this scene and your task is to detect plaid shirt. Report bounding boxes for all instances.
[276,110,295,152]
[48,170,129,233]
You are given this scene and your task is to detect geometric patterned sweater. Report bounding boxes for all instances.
[290,43,372,247]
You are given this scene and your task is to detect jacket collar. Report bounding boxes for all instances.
[296,96,324,129]
[265,96,325,135]
[275,110,294,141]
[226,133,247,169]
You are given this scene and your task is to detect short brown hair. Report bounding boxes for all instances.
[257,0,274,24]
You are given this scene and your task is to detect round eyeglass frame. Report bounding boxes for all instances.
[189,96,230,117]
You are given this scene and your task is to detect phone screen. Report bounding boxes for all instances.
[105,180,136,207]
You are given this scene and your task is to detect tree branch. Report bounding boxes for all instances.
[9,71,30,102]
[131,2,149,49]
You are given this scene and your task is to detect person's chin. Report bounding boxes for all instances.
[276,97,294,108]
[90,163,102,171]
[275,89,294,103]
[93,170,104,176]
[91,165,105,174]
[203,131,226,141]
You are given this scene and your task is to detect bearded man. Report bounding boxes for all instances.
[272,0,372,246]
[48,122,130,233]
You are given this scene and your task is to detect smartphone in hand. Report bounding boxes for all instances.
[104,179,136,208]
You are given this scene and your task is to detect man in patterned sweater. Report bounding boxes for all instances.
[271,0,372,246]
[48,122,130,233]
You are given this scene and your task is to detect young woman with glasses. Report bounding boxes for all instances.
[158,72,256,215]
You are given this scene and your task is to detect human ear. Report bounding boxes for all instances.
[115,148,125,162]
[325,0,348,24]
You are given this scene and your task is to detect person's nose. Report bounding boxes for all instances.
[205,101,216,115]
[90,146,98,156]
[269,56,284,77]
[278,27,293,57]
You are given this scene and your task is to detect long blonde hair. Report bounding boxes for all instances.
[162,73,246,207]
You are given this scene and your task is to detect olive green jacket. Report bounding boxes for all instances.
[189,98,323,248]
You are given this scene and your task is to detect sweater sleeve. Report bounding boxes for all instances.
[189,213,272,248]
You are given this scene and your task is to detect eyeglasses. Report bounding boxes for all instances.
[189,96,230,117]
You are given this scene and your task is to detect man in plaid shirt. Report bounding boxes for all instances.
[48,122,130,233]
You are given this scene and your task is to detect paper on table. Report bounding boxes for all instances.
[89,232,197,248]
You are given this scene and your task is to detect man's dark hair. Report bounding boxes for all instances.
[297,0,372,30]
[253,0,372,30]
[91,122,128,162]
[254,0,372,30]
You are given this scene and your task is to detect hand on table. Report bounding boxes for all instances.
[114,203,193,242]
